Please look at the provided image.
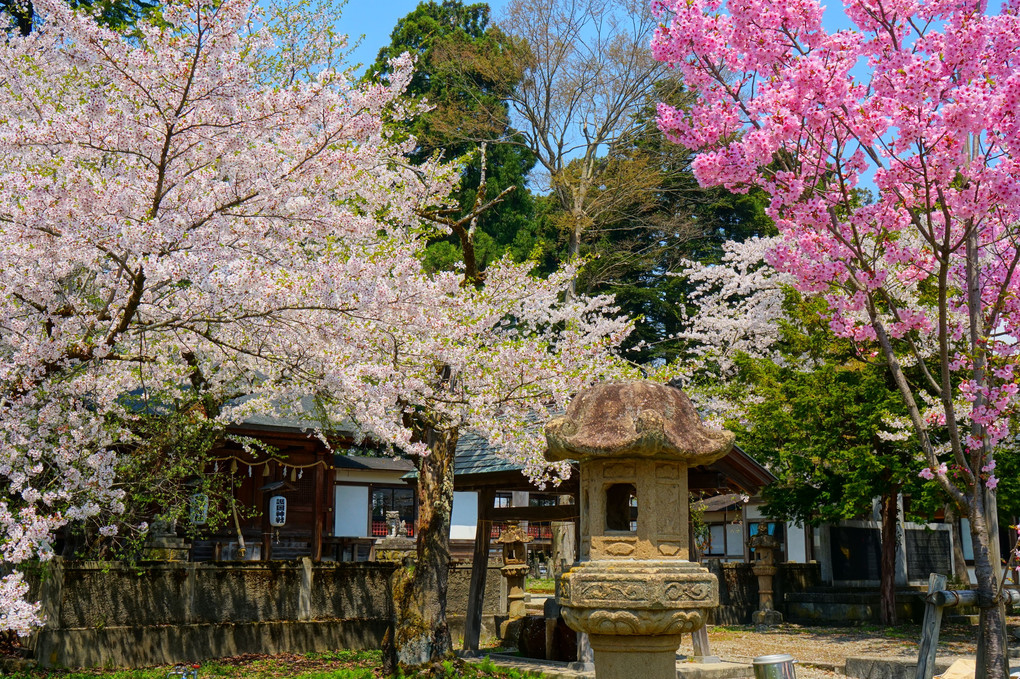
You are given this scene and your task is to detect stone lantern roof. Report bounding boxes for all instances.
[545,381,734,464]
[494,522,534,545]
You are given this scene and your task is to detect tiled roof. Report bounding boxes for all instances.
[452,430,524,476]
[401,429,527,481]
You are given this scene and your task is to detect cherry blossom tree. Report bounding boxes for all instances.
[661,237,791,387]
[0,0,447,633]
[0,1,633,663]
[652,0,1020,672]
[303,176,633,668]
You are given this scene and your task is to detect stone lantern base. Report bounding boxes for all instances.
[559,560,718,679]
[752,609,783,625]
[589,633,684,678]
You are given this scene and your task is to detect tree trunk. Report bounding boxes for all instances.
[970,498,1008,679]
[945,503,972,587]
[879,489,899,625]
[392,424,459,669]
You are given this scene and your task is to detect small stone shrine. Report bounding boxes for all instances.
[748,533,783,626]
[496,521,534,620]
[545,380,734,679]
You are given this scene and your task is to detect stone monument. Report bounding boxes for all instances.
[749,533,783,626]
[545,380,734,679]
[143,518,188,561]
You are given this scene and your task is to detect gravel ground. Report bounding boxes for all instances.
[675,620,1019,679]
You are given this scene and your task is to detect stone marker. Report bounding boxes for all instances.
[545,380,734,679]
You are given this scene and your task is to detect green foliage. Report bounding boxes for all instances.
[524,577,554,593]
[366,2,518,158]
[366,1,538,272]
[59,392,278,561]
[725,291,934,525]
[5,650,547,678]
[991,438,1020,521]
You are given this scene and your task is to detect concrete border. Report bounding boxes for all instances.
[844,655,964,679]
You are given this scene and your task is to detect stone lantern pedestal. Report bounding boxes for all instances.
[749,533,783,626]
[545,381,735,679]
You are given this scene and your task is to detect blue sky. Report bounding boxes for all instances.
[333,0,862,77]
[335,0,513,74]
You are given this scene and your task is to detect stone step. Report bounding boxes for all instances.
[677,661,754,679]
[801,661,844,674]
[846,656,962,679]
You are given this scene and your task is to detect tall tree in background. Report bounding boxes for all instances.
[497,0,666,291]
[577,81,774,365]
[367,1,540,271]
[653,0,1020,672]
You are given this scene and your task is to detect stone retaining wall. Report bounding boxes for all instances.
[22,558,503,669]
[785,589,930,624]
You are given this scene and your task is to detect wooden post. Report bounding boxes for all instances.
[916,573,947,679]
[312,462,325,562]
[692,625,712,658]
[464,488,495,652]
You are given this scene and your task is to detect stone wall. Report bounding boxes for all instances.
[704,560,936,625]
[23,558,504,669]
[784,589,929,624]
[707,562,822,624]
[447,563,506,640]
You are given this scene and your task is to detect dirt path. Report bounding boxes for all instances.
[677,622,999,679]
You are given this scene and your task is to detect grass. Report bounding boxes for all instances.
[525,578,554,594]
[4,650,544,679]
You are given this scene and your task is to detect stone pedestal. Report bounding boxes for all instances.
[591,634,681,678]
[749,533,783,626]
[558,559,718,679]
[545,381,735,679]
[503,563,530,618]
[751,608,783,626]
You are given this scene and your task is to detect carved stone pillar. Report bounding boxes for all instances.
[545,381,734,679]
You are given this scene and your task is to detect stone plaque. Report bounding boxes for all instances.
[905,528,951,581]
[830,525,882,581]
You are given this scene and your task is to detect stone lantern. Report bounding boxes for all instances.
[545,381,734,679]
[748,533,783,625]
[496,521,534,619]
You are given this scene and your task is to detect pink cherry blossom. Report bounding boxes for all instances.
[653,0,1020,668]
